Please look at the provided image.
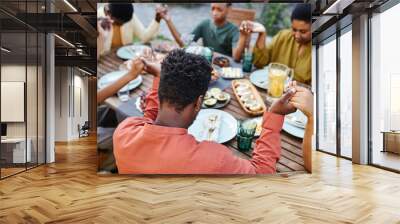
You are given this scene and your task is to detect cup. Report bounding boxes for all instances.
[203,47,213,63]
[237,120,257,151]
[242,50,253,73]
[267,63,293,99]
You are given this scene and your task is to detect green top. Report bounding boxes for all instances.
[253,29,312,85]
[191,19,239,56]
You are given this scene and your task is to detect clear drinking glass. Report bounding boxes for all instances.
[267,63,293,99]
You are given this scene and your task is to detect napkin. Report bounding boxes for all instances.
[201,113,221,142]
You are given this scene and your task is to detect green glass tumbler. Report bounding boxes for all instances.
[237,120,257,152]
[242,50,253,73]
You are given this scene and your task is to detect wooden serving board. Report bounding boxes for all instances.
[231,79,266,116]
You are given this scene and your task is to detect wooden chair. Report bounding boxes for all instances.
[227,8,256,27]
[227,8,256,48]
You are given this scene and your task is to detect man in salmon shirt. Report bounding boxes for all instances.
[113,49,308,174]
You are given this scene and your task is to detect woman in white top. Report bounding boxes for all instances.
[97,3,164,58]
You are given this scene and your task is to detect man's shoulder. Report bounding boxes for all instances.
[198,19,212,28]
[115,116,151,132]
[226,21,239,30]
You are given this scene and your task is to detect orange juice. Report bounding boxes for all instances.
[268,70,287,98]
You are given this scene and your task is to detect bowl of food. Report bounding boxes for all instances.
[232,79,266,116]
[204,98,217,107]
[216,92,229,103]
[204,91,212,100]
[209,87,222,98]
[213,56,230,67]
[201,88,230,109]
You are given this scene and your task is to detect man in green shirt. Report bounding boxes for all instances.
[160,3,244,61]
[237,4,312,85]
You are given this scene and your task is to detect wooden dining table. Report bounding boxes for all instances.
[97,46,306,174]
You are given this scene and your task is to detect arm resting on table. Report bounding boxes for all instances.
[97,72,138,105]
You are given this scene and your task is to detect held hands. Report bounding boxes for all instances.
[288,81,314,118]
[268,81,314,118]
[155,4,170,22]
[239,21,266,36]
[140,57,161,77]
[268,88,297,115]
[122,57,161,79]
[122,59,145,80]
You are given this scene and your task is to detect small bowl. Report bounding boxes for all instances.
[204,98,217,107]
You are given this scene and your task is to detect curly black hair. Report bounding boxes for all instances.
[291,4,311,24]
[108,3,134,24]
[159,49,212,113]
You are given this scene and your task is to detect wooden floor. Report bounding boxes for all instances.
[1,135,400,223]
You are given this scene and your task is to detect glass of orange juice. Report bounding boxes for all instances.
[267,63,293,100]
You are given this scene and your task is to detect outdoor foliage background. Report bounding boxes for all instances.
[98,3,293,40]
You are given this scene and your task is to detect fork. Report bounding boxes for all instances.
[208,124,216,141]
[207,115,217,141]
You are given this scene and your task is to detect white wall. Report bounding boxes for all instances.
[1,65,32,138]
[54,66,69,141]
[54,67,89,141]
[1,64,46,164]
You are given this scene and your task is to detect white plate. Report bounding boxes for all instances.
[220,67,244,79]
[116,44,150,60]
[98,70,143,91]
[283,110,307,138]
[185,45,207,55]
[285,110,307,129]
[249,67,269,89]
[188,109,237,144]
[283,122,305,139]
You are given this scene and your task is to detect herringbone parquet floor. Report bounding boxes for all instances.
[1,135,399,223]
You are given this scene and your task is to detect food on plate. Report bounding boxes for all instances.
[235,82,250,89]
[204,91,212,100]
[151,41,178,53]
[238,89,253,97]
[209,87,222,98]
[202,88,230,108]
[211,69,220,82]
[232,79,266,115]
[204,98,217,107]
[243,99,257,108]
[221,67,243,79]
[240,93,255,102]
[213,56,230,67]
[216,92,229,103]
[249,102,262,112]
